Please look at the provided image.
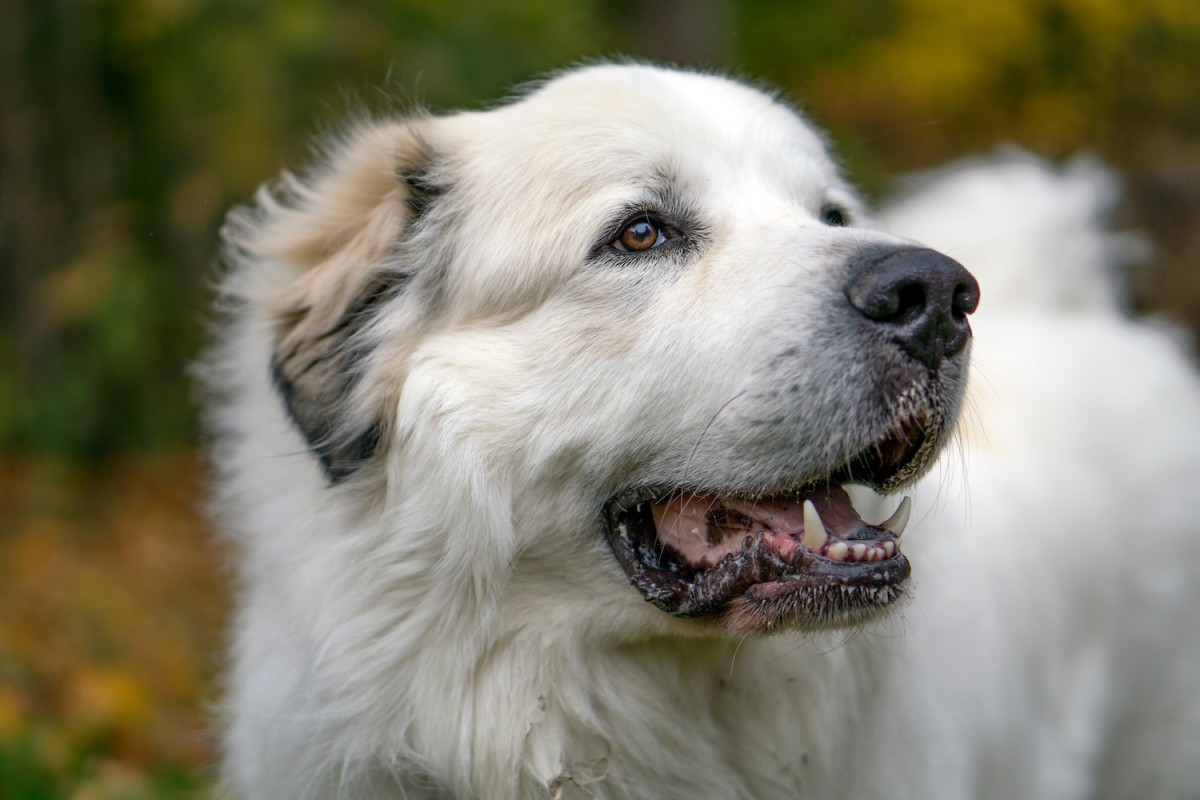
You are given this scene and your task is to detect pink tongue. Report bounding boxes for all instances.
[650,485,865,568]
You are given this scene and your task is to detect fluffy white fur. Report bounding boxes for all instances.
[205,64,1200,799]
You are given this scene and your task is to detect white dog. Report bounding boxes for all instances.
[204,63,1200,799]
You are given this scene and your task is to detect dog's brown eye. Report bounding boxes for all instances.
[614,219,665,252]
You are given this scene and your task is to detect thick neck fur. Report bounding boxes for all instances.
[226,505,879,799]
[214,380,892,799]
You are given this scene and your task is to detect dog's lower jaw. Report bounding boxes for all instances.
[722,574,910,633]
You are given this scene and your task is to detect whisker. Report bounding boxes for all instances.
[680,390,748,490]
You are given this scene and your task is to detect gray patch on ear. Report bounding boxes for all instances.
[270,272,404,482]
[401,163,444,220]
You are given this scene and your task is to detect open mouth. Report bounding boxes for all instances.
[603,416,935,631]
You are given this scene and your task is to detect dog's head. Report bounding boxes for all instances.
[226,64,977,637]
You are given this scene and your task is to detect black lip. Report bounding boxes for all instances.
[603,495,911,620]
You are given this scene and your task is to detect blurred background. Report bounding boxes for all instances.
[1,0,1198,796]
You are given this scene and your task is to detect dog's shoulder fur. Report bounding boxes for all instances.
[205,64,1200,799]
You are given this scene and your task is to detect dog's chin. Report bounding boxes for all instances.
[603,414,940,633]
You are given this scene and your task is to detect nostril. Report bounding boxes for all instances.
[951,281,980,321]
[893,283,926,325]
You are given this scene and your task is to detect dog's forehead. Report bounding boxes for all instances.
[441,65,842,204]
[529,65,816,136]
[537,66,831,172]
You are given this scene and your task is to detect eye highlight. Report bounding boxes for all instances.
[821,203,850,227]
[611,216,671,252]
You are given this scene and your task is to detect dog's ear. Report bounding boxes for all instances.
[235,120,439,482]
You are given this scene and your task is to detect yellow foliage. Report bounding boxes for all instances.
[0,687,23,740]
[861,0,1043,110]
[0,451,225,792]
[65,670,153,735]
[809,0,1200,161]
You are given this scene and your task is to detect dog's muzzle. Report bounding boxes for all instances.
[602,246,979,633]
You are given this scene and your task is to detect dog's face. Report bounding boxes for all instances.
[247,65,977,637]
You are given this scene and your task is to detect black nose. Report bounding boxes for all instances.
[845,248,980,371]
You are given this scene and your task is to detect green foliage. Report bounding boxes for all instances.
[0,733,210,800]
[1,247,198,456]
[0,737,57,800]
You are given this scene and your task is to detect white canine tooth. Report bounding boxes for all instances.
[802,500,828,551]
[883,540,896,558]
[880,496,912,538]
[851,543,867,561]
[827,541,848,561]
